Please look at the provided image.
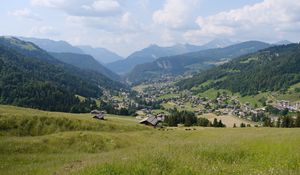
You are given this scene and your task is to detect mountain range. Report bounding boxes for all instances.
[126,41,271,85]
[107,39,236,75]
[19,37,123,65]
[19,37,84,54]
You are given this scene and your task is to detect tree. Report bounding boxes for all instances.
[280,108,289,116]
[240,123,246,128]
[165,109,197,127]
[276,117,281,128]
[281,116,294,128]
[218,120,225,127]
[233,123,237,128]
[295,112,300,127]
[197,117,209,127]
[263,117,273,127]
[216,92,221,98]
[213,118,218,127]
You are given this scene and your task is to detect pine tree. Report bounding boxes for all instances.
[213,118,218,127]
[240,123,246,128]
[295,113,300,127]
[276,117,281,128]
[218,120,225,127]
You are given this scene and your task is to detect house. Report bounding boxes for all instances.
[139,114,165,127]
[156,114,166,122]
[91,110,105,120]
[91,110,101,114]
[93,114,104,120]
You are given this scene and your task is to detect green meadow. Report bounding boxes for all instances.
[0,105,299,175]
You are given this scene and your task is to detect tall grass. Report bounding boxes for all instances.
[74,129,300,175]
[0,105,147,136]
[0,105,299,175]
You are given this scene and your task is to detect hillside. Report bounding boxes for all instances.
[0,37,125,112]
[78,45,124,64]
[19,37,84,54]
[50,52,120,81]
[178,43,300,96]
[0,105,299,175]
[127,41,270,84]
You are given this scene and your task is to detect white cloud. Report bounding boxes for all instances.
[66,11,141,33]
[31,0,65,8]
[30,26,59,36]
[8,8,42,21]
[31,0,134,33]
[184,0,300,44]
[83,0,120,12]
[153,0,199,29]
[31,0,122,17]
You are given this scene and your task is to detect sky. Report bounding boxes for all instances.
[1,0,300,57]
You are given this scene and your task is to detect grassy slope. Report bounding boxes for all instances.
[0,105,300,175]
[198,87,299,108]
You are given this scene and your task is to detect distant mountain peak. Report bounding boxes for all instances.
[203,38,236,49]
[78,45,124,64]
[147,44,160,49]
[18,37,84,54]
[274,40,293,45]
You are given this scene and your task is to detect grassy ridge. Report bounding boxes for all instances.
[0,105,300,175]
[0,105,147,136]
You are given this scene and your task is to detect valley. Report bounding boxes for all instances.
[0,36,299,175]
[2,0,300,174]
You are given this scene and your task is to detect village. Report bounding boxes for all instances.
[128,82,300,127]
[96,80,300,128]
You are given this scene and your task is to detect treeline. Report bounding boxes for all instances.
[178,44,300,96]
[99,100,137,116]
[263,113,300,128]
[164,109,225,127]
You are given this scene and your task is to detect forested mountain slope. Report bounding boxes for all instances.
[0,37,125,112]
[51,52,120,81]
[178,43,300,96]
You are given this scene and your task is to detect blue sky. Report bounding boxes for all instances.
[1,0,299,56]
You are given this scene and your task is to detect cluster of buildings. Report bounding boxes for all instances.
[275,100,300,111]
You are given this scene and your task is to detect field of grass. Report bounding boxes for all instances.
[162,102,202,112]
[200,113,258,127]
[198,88,232,100]
[236,92,273,107]
[0,105,300,175]
[157,93,180,100]
[75,95,87,102]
